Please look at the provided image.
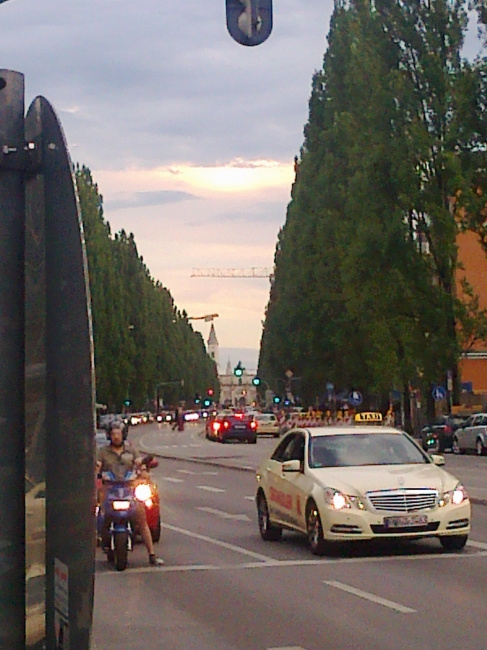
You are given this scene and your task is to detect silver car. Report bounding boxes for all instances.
[452,413,487,456]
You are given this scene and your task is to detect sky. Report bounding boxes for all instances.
[1,0,333,369]
[1,1,483,371]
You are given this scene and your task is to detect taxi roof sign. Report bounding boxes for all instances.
[354,412,383,424]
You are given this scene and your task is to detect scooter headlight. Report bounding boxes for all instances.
[135,484,152,502]
[112,500,131,511]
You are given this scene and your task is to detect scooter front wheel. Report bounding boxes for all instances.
[114,531,129,571]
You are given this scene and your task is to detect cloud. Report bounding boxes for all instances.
[1,0,332,351]
[105,189,198,210]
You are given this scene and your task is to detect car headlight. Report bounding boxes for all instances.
[323,488,365,511]
[439,483,468,507]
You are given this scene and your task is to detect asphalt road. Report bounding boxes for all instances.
[92,422,487,650]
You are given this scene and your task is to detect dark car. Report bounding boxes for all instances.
[421,415,469,453]
[206,410,257,444]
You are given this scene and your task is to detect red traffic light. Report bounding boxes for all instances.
[207,388,214,396]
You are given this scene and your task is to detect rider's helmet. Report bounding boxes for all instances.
[106,419,129,441]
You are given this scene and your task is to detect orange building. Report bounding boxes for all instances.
[456,229,487,393]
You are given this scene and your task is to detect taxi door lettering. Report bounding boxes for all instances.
[270,486,292,510]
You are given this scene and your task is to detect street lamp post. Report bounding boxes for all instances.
[154,379,184,411]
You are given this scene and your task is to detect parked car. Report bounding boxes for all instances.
[420,415,469,453]
[452,413,487,455]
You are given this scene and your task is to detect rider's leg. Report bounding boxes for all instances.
[135,502,164,565]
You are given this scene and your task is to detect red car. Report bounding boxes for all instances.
[206,410,257,444]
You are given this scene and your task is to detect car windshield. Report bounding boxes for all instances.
[308,433,429,468]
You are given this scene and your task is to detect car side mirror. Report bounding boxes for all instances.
[430,454,445,466]
[149,459,159,469]
[282,459,301,473]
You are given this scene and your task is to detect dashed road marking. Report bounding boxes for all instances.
[197,485,225,493]
[267,647,308,650]
[201,471,219,475]
[324,580,415,613]
[245,496,255,501]
[177,469,196,475]
[197,507,250,521]
[162,523,277,562]
[161,477,185,483]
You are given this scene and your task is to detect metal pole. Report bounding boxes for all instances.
[0,69,25,649]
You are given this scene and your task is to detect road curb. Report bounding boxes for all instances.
[146,451,256,473]
[471,497,487,507]
[145,448,487,507]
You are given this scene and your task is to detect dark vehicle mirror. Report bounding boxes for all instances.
[149,459,159,469]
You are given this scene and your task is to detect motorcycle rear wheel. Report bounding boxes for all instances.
[114,531,129,571]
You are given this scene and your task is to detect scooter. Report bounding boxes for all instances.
[98,469,138,571]
[97,455,161,570]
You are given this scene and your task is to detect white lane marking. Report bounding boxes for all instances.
[467,540,487,550]
[197,507,251,521]
[163,523,278,562]
[177,469,196,475]
[267,647,308,650]
[97,550,487,577]
[324,580,415,614]
[245,496,255,501]
[197,485,225,493]
[201,471,219,475]
[161,477,184,483]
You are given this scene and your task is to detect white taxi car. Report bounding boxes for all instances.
[254,413,280,437]
[255,413,471,555]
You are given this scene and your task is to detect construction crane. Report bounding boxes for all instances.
[191,267,272,278]
[187,313,219,322]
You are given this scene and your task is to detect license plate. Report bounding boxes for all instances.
[383,515,428,529]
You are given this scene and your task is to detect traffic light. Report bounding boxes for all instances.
[252,376,261,386]
[194,394,201,405]
[225,0,273,47]
[273,396,281,404]
[203,398,212,408]
[124,399,131,407]
[234,361,244,377]
[207,388,214,396]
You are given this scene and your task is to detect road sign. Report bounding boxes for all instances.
[432,386,447,401]
[326,382,334,392]
[285,369,294,379]
[349,390,363,406]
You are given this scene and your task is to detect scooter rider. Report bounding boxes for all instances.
[96,420,164,566]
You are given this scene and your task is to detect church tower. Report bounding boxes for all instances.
[207,323,219,372]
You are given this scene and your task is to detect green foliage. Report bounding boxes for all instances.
[76,166,218,410]
[259,0,487,408]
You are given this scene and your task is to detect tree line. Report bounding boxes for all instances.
[259,0,487,422]
[76,166,219,411]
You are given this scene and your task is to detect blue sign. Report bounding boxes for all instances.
[349,390,363,406]
[432,386,447,401]
[326,382,334,392]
